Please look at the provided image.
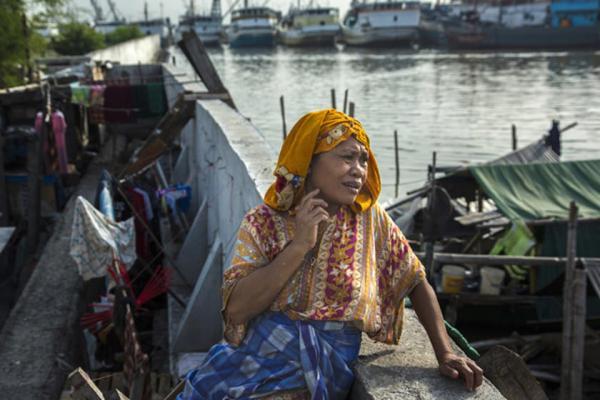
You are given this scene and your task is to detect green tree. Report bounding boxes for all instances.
[0,0,65,88]
[105,24,144,46]
[51,21,105,55]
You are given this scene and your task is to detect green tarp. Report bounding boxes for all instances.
[470,159,600,291]
[469,159,600,221]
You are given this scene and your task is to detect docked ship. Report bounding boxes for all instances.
[226,1,280,47]
[132,2,170,45]
[278,7,341,47]
[441,0,600,49]
[178,0,223,46]
[341,0,421,46]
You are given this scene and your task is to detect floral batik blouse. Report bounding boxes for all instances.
[222,202,426,346]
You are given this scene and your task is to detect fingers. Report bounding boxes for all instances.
[298,189,320,209]
[440,357,483,392]
[468,359,484,389]
[308,207,329,224]
[439,364,460,380]
[458,362,475,391]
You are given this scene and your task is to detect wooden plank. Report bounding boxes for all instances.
[178,31,236,110]
[122,94,195,177]
[67,368,106,400]
[115,389,130,400]
[455,210,503,226]
[182,92,232,101]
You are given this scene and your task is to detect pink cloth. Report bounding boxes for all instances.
[51,110,68,174]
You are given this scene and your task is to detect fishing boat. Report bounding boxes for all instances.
[178,0,223,46]
[441,0,600,50]
[385,121,600,334]
[341,0,421,46]
[227,1,280,47]
[278,6,341,47]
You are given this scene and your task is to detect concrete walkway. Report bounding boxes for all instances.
[0,150,115,399]
[351,309,506,400]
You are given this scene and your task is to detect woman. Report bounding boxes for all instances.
[179,109,483,399]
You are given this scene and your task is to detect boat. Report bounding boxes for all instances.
[227,1,280,47]
[441,0,600,50]
[341,0,421,46]
[178,0,223,46]
[278,6,341,47]
[131,3,171,45]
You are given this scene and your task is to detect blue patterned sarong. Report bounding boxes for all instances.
[178,312,362,400]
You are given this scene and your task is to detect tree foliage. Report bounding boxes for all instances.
[0,0,65,88]
[105,25,144,46]
[51,21,105,55]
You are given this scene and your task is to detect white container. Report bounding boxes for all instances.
[441,265,466,294]
[480,267,506,295]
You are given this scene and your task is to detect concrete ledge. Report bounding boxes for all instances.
[0,151,116,399]
[351,309,505,400]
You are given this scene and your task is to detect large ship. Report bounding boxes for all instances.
[226,1,280,47]
[341,0,421,46]
[441,0,600,50]
[178,0,223,46]
[278,7,341,47]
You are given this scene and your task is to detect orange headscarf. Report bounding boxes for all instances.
[264,109,381,212]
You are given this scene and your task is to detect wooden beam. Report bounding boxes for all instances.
[26,116,43,254]
[67,368,106,400]
[122,94,195,177]
[182,92,233,101]
[413,252,600,268]
[178,31,236,110]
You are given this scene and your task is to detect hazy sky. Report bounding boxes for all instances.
[71,0,345,23]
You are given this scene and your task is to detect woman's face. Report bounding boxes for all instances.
[307,137,369,208]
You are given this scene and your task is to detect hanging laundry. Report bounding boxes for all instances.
[70,82,91,107]
[156,184,192,216]
[70,196,136,281]
[127,187,153,261]
[146,83,167,116]
[133,187,154,221]
[104,85,136,123]
[51,109,69,174]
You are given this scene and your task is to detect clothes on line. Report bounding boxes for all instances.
[70,82,167,124]
[156,184,192,216]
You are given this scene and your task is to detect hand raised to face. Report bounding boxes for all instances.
[291,189,330,254]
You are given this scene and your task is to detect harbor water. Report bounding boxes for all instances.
[174,47,600,202]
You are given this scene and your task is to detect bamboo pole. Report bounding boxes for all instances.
[343,89,348,114]
[512,124,517,150]
[412,252,600,268]
[394,130,400,198]
[279,95,287,140]
[560,202,585,400]
[331,88,336,109]
[348,102,355,117]
[424,151,437,276]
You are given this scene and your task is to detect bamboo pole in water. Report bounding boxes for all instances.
[331,89,336,109]
[560,201,585,400]
[343,89,348,114]
[280,95,287,140]
[394,130,400,198]
[512,124,517,150]
[348,102,355,117]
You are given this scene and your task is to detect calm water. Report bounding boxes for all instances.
[175,47,600,202]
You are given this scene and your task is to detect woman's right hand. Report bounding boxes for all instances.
[291,189,330,253]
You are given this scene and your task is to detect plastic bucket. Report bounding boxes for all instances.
[480,267,506,295]
[441,265,466,294]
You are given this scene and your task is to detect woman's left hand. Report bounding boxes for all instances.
[438,352,484,391]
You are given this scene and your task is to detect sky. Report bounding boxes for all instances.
[70,0,346,23]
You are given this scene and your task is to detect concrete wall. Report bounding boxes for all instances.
[88,35,162,65]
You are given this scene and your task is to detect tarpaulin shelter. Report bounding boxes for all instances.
[470,159,600,291]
